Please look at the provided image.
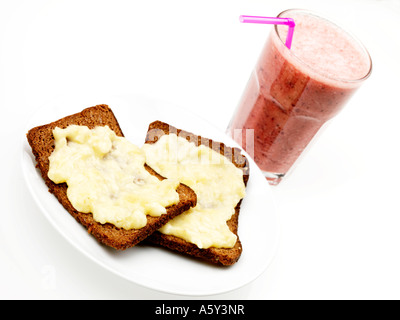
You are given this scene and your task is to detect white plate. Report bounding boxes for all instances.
[21,94,279,296]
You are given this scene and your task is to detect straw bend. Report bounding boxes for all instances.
[286,17,295,27]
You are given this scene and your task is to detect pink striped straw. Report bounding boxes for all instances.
[239,15,296,49]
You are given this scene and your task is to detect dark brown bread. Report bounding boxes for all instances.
[26,105,197,250]
[144,121,249,266]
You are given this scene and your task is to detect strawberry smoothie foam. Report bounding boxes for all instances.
[228,10,372,184]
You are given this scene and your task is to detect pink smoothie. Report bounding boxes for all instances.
[228,10,371,182]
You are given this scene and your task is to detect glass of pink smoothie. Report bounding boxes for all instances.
[227,9,372,185]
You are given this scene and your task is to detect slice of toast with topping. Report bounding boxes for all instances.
[26,105,196,250]
[144,121,249,265]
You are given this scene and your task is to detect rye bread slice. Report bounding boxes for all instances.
[26,105,196,250]
[144,121,249,266]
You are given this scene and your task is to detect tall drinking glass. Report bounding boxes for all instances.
[227,9,372,185]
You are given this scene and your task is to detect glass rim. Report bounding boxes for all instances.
[274,8,373,84]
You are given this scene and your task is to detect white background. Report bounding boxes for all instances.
[1,0,399,299]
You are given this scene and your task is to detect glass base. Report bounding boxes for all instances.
[262,171,286,186]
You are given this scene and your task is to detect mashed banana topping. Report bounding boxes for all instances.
[142,133,246,249]
[48,125,180,230]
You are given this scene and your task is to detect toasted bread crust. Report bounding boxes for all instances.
[26,105,196,250]
[144,121,249,265]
